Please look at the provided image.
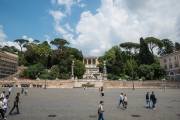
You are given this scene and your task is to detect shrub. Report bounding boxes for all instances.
[141,77,145,81]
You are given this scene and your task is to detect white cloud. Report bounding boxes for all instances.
[65,23,74,32]
[49,10,66,23]
[22,35,33,42]
[51,0,56,4]
[50,0,180,56]
[44,35,51,44]
[0,25,7,46]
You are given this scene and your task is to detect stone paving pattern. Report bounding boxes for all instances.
[0,88,180,120]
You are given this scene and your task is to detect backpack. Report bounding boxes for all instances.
[154,98,157,102]
[98,106,103,115]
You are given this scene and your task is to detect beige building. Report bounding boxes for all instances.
[83,56,102,79]
[0,50,18,79]
[159,51,180,80]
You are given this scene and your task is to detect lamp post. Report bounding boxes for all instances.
[131,55,135,90]
[71,60,74,80]
[44,54,49,89]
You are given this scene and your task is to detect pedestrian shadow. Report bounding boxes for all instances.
[8,112,19,116]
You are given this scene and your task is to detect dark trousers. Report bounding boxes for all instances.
[152,102,156,108]
[9,91,11,95]
[118,100,124,107]
[10,104,19,113]
[0,109,4,119]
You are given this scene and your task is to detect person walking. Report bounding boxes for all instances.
[8,87,12,96]
[117,93,124,109]
[101,90,104,97]
[123,94,128,109]
[150,92,157,109]
[3,95,10,119]
[98,101,104,120]
[21,88,24,97]
[0,97,5,120]
[0,91,5,98]
[25,88,28,96]
[146,92,150,108]
[9,93,21,115]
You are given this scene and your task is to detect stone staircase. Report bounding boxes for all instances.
[0,72,19,81]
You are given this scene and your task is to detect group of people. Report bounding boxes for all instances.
[98,88,157,120]
[146,92,157,109]
[117,93,128,109]
[0,87,28,120]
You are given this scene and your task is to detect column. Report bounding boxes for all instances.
[86,59,88,64]
[91,59,93,64]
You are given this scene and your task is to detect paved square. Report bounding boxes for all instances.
[1,87,180,120]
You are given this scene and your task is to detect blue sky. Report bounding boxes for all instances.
[0,0,180,56]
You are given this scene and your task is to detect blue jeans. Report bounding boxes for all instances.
[146,99,150,107]
[98,114,104,120]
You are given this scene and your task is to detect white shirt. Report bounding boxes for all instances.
[0,93,4,98]
[9,88,12,92]
[3,98,7,108]
[99,104,103,112]
[25,89,28,92]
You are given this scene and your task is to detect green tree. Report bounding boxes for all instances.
[138,37,154,65]
[1,46,20,54]
[138,64,154,80]
[158,39,174,56]
[124,59,138,77]
[119,42,140,58]
[50,38,69,50]
[175,42,180,51]
[145,37,164,54]
[51,65,60,78]
[111,49,124,76]
[74,60,86,79]
[14,39,29,52]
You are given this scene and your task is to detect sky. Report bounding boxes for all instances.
[0,0,180,56]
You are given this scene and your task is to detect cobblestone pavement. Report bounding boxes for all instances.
[0,87,180,120]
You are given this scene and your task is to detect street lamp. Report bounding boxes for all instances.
[131,55,135,90]
[71,60,74,80]
[44,53,50,89]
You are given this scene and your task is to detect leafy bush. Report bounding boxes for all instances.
[141,77,145,81]
[59,73,69,79]
[19,69,29,78]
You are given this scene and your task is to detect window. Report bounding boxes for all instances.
[169,64,173,69]
[169,58,171,61]
[175,63,179,68]
[164,59,166,63]
[164,66,167,70]
[174,56,177,60]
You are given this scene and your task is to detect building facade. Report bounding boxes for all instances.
[159,51,180,80]
[0,51,18,79]
[83,56,102,80]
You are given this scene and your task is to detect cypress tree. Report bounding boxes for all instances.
[138,37,154,65]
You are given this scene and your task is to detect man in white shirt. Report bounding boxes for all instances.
[117,93,124,109]
[8,87,12,96]
[98,101,104,120]
[0,91,5,98]
[3,95,10,117]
